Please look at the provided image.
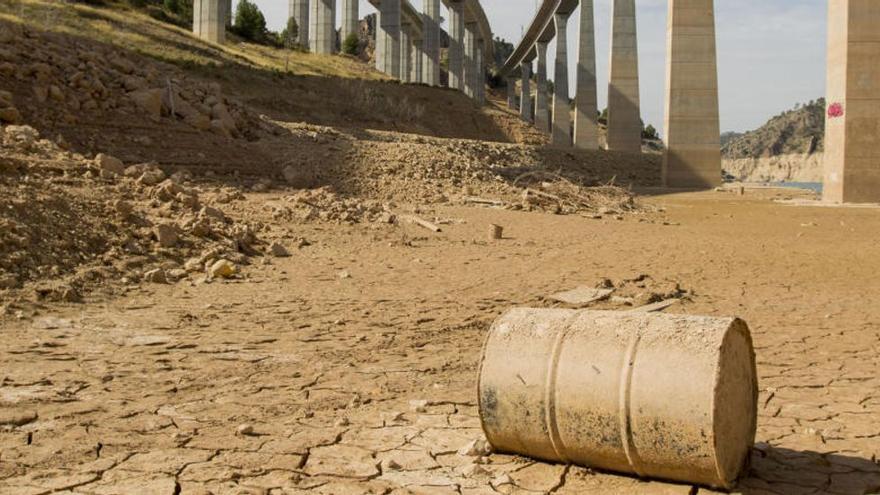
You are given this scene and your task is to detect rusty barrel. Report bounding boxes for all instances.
[477,308,758,489]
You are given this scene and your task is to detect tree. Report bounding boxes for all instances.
[599,107,608,125]
[233,0,268,43]
[280,16,299,49]
[342,32,360,56]
[643,124,658,140]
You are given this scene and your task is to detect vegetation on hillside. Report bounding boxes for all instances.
[722,99,825,159]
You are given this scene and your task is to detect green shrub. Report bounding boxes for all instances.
[233,0,268,43]
[342,32,359,55]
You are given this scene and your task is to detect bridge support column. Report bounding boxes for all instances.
[823,0,880,203]
[222,0,231,27]
[535,41,550,133]
[376,0,401,78]
[663,0,721,188]
[463,23,477,98]
[607,0,641,152]
[310,0,336,54]
[341,0,358,43]
[400,27,412,82]
[575,0,599,149]
[412,36,424,84]
[422,0,441,86]
[475,40,485,105]
[193,0,225,44]
[520,63,533,122]
[506,76,518,110]
[448,1,465,91]
[552,12,572,146]
[289,0,309,49]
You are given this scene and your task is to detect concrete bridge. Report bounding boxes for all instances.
[192,0,493,106]
[193,0,877,203]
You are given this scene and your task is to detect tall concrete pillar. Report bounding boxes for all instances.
[448,1,465,91]
[422,0,441,86]
[463,23,477,98]
[222,0,232,27]
[520,63,533,122]
[506,76,518,110]
[400,27,412,83]
[309,0,336,54]
[475,40,485,105]
[341,0,358,43]
[193,0,225,44]
[575,0,599,149]
[376,0,401,78]
[663,0,721,188]
[552,12,572,146]
[823,0,880,203]
[412,37,424,84]
[607,0,641,152]
[535,41,550,133]
[289,0,309,49]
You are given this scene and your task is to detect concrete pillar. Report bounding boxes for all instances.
[222,0,232,27]
[463,23,476,98]
[607,0,641,152]
[575,0,599,149]
[193,0,225,44]
[422,0,441,86]
[376,0,401,78]
[289,0,309,49]
[535,41,550,133]
[475,40,485,105]
[309,0,336,54]
[506,76,518,110]
[400,27,412,83]
[520,62,533,122]
[663,0,721,188]
[341,0,358,43]
[552,12,572,146]
[412,37,424,84]
[448,1,465,91]
[823,0,880,203]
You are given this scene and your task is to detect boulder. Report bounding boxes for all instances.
[154,224,179,248]
[128,88,163,120]
[144,268,168,284]
[269,242,290,257]
[0,106,21,124]
[95,153,125,175]
[138,168,166,186]
[208,259,236,279]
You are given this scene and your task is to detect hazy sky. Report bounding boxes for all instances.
[245,0,827,135]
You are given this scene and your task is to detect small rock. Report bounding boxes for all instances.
[459,463,489,478]
[0,106,22,124]
[0,273,18,290]
[491,474,513,488]
[338,270,351,279]
[167,269,187,282]
[138,169,166,186]
[144,268,168,284]
[154,224,179,248]
[458,439,492,457]
[199,205,226,221]
[409,399,430,413]
[114,200,133,217]
[0,410,38,427]
[128,88,163,120]
[95,153,125,175]
[209,259,236,279]
[236,424,255,436]
[269,242,290,258]
[382,458,402,471]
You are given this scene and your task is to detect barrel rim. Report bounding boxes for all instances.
[710,316,759,489]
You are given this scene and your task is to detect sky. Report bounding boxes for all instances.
[242,0,827,136]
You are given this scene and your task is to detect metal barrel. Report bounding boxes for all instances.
[477,308,758,489]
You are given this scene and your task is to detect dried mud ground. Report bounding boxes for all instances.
[2,188,879,495]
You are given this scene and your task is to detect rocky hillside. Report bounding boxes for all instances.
[722,99,825,159]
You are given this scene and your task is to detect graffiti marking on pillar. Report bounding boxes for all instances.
[827,102,844,118]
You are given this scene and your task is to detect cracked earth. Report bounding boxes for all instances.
[2,189,880,495]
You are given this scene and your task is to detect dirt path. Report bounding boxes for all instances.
[1,189,879,494]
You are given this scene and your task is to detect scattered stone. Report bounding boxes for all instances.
[459,462,489,478]
[138,168,166,186]
[129,88,163,120]
[458,439,492,457]
[0,273,18,289]
[338,270,351,279]
[0,106,21,124]
[0,410,38,427]
[199,205,226,221]
[95,153,125,175]
[114,200,133,217]
[209,259,236,279]
[154,224,179,248]
[269,242,290,257]
[236,423,255,436]
[144,268,168,284]
[491,473,513,488]
[409,399,430,413]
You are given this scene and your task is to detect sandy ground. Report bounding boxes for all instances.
[2,188,879,495]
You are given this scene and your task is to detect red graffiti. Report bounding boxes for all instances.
[828,102,844,118]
